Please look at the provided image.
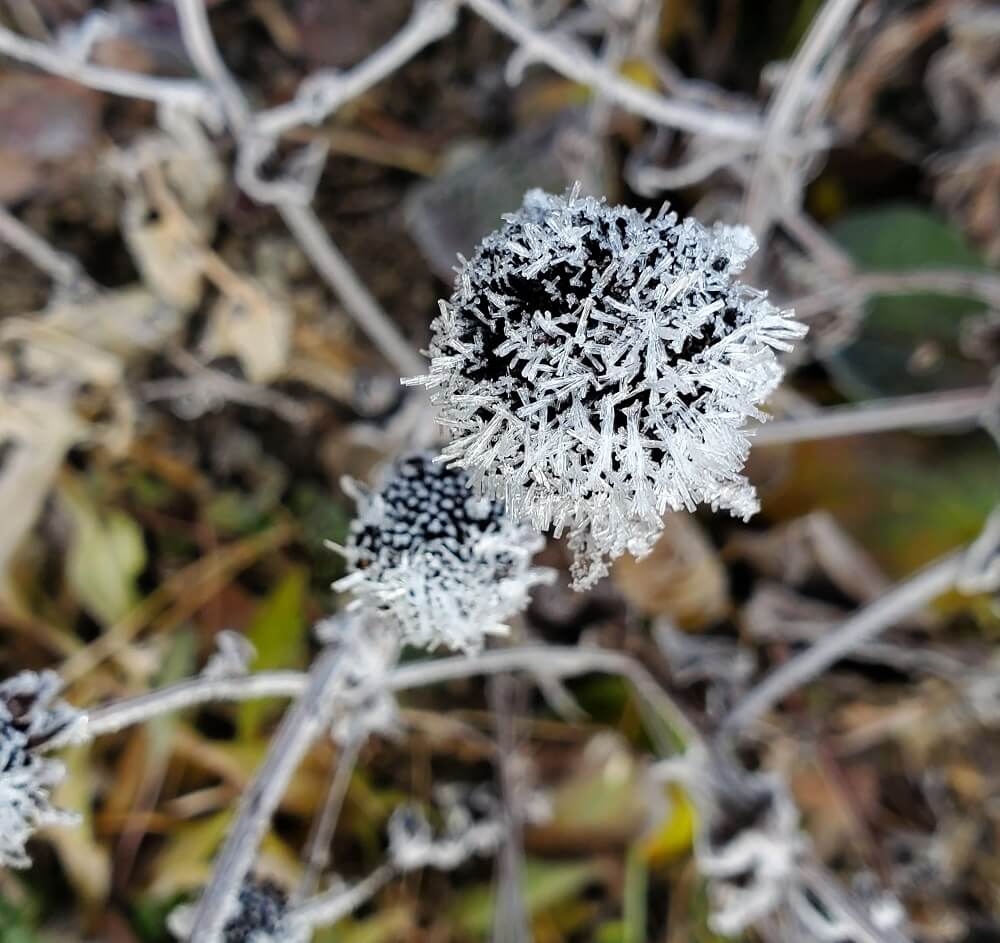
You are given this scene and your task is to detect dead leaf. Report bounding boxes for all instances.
[50,744,113,909]
[613,513,729,628]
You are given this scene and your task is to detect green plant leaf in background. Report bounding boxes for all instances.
[826,205,992,399]
[237,568,308,739]
[61,482,146,628]
[449,859,604,938]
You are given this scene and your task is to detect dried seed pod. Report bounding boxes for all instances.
[407,187,807,588]
[0,671,81,869]
[333,451,552,652]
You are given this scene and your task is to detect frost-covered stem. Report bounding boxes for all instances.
[753,387,992,445]
[797,859,913,943]
[384,645,700,752]
[253,0,458,139]
[50,644,696,753]
[279,203,426,377]
[463,0,763,142]
[171,0,424,377]
[48,671,307,750]
[0,24,217,117]
[292,865,395,929]
[794,269,1000,318]
[173,0,249,129]
[0,204,97,296]
[744,0,862,233]
[187,646,343,943]
[297,730,365,900]
[723,551,964,735]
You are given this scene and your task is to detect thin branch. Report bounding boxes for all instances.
[54,644,699,754]
[0,24,218,118]
[383,644,700,752]
[723,550,965,735]
[173,0,249,129]
[743,0,862,234]
[0,204,97,296]
[793,269,1000,319]
[292,864,395,929]
[186,646,343,943]
[752,387,992,445]
[169,0,426,380]
[279,203,427,377]
[50,671,306,750]
[252,0,458,140]
[296,730,365,900]
[463,0,766,142]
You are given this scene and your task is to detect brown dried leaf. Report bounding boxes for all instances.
[613,513,729,628]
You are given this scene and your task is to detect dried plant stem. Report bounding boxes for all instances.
[169,0,427,381]
[753,387,992,445]
[57,645,698,754]
[186,645,343,943]
[252,0,458,139]
[385,644,699,752]
[794,269,1000,318]
[797,859,914,943]
[463,0,763,142]
[52,671,306,749]
[0,204,97,296]
[173,0,249,129]
[744,0,862,234]
[724,550,965,735]
[279,203,427,377]
[292,864,395,929]
[0,24,217,117]
[297,730,365,900]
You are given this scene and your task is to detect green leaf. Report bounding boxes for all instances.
[62,484,146,627]
[826,205,993,398]
[449,858,603,937]
[237,568,308,739]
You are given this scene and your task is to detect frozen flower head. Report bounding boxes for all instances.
[169,877,307,943]
[333,451,552,653]
[0,671,82,869]
[407,187,807,587]
[658,747,805,936]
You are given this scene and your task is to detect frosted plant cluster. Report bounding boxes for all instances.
[407,187,807,587]
[169,877,307,943]
[333,451,552,652]
[315,613,400,744]
[0,671,82,868]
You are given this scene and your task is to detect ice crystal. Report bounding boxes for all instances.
[406,187,807,587]
[0,670,82,869]
[169,877,307,943]
[332,450,552,653]
[315,613,400,744]
[657,747,805,935]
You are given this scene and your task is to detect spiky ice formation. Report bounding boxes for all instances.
[333,451,552,653]
[0,671,82,869]
[406,187,807,588]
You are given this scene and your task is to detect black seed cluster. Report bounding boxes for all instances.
[222,879,290,943]
[350,453,507,569]
[446,201,749,431]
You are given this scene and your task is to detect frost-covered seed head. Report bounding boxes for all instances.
[0,671,82,869]
[407,187,807,588]
[169,877,307,943]
[333,451,552,652]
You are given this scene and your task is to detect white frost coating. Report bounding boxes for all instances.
[656,747,805,935]
[332,451,553,653]
[169,877,308,943]
[406,186,807,588]
[0,670,83,869]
